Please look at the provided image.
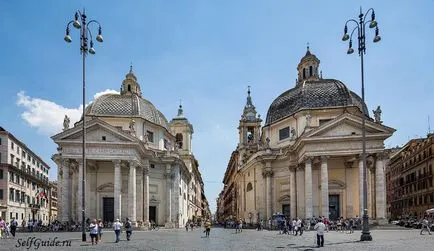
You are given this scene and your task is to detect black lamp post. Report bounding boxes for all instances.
[64,9,104,242]
[341,7,381,242]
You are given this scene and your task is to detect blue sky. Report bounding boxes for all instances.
[1,1,433,213]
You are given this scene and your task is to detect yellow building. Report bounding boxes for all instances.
[221,48,395,223]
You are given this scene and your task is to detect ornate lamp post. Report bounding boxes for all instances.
[64,9,104,242]
[341,7,381,241]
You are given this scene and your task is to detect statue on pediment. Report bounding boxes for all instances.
[129,119,136,135]
[63,115,70,131]
[373,106,382,124]
[305,113,312,127]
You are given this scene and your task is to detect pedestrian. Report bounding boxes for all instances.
[97,219,103,243]
[348,218,354,234]
[125,218,132,241]
[420,216,432,235]
[113,219,122,243]
[10,217,17,237]
[292,218,297,235]
[297,218,303,236]
[185,221,189,231]
[89,219,98,245]
[204,220,211,237]
[314,219,326,247]
[0,217,5,238]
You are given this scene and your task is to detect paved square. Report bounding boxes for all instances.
[0,227,433,250]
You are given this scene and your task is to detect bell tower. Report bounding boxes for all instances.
[238,86,262,147]
[120,65,142,96]
[169,102,194,155]
[296,45,321,85]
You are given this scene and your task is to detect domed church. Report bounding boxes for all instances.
[222,48,395,223]
[52,67,208,228]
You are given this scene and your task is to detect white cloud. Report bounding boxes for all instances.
[16,89,119,136]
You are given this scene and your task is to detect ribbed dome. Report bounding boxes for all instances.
[85,93,169,129]
[265,79,369,125]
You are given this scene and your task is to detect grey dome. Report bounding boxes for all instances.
[265,79,369,125]
[86,93,169,129]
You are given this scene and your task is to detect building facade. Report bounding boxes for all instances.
[218,49,395,223]
[52,68,208,228]
[49,181,58,222]
[0,127,51,226]
[387,134,434,219]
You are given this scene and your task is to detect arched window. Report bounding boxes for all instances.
[128,85,131,92]
[309,66,313,76]
[175,133,183,149]
[246,182,253,192]
[303,68,306,79]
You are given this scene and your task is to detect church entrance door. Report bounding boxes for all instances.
[103,197,114,222]
[149,206,157,224]
[329,195,340,220]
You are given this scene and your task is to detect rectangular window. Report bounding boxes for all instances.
[11,142,14,150]
[10,154,14,165]
[0,189,3,200]
[279,127,290,140]
[9,188,14,201]
[0,169,3,179]
[15,190,20,202]
[147,131,154,143]
[0,137,2,145]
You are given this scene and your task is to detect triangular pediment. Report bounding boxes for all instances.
[304,113,395,139]
[52,118,138,143]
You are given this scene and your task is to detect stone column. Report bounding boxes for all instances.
[289,167,296,219]
[320,156,329,218]
[375,154,386,220]
[344,161,354,218]
[262,162,273,219]
[61,159,70,222]
[305,157,313,219]
[128,161,137,224]
[358,156,364,217]
[77,160,83,222]
[113,160,122,220]
[143,163,150,225]
[165,164,172,227]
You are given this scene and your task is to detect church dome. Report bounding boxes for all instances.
[265,79,368,125]
[85,68,169,129]
[265,48,368,125]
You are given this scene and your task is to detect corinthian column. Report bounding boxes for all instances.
[262,161,273,219]
[77,160,83,222]
[61,159,70,223]
[358,156,364,217]
[165,164,172,226]
[143,163,150,225]
[320,156,329,218]
[128,161,137,224]
[375,153,386,220]
[305,157,313,219]
[289,166,296,219]
[113,160,122,220]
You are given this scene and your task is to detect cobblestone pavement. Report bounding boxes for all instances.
[1,227,433,251]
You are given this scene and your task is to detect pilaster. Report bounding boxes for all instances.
[128,160,137,225]
[289,166,296,219]
[113,160,122,220]
[320,156,329,218]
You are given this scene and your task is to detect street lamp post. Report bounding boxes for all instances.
[64,9,103,242]
[341,7,381,242]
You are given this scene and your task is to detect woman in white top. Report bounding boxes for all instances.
[89,219,99,245]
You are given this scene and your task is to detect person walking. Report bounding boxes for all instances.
[97,219,103,243]
[420,216,432,235]
[113,219,122,243]
[314,219,326,247]
[10,217,17,237]
[125,218,132,241]
[204,220,211,237]
[89,219,98,245]
[0,217,5,238]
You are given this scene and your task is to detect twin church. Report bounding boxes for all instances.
[220,48,395,223]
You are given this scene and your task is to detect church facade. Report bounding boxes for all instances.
[52,68,209,227]
[220,49,395,223]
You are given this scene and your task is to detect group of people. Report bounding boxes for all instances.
[0,217,18,238]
